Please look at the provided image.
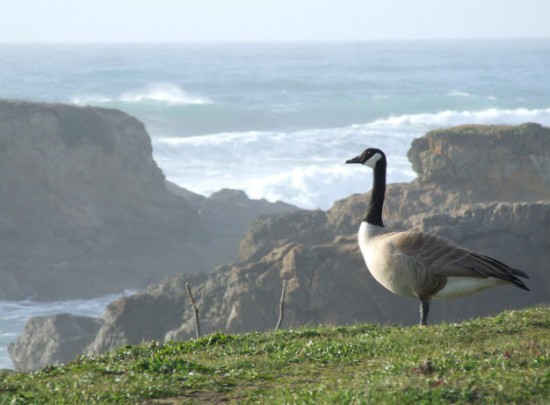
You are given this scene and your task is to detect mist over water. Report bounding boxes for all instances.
[1,40,550,367]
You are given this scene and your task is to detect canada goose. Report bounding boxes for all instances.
[346,147,529,325]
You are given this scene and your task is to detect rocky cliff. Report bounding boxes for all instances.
[0,100,296,300]
[9,123,550,370]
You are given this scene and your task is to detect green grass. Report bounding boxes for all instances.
[1,307,549,404]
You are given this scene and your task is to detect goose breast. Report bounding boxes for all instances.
[358,223,446,299]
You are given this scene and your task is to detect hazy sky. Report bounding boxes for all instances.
[1,0,549,43]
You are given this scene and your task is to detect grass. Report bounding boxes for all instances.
[1,307,549,404]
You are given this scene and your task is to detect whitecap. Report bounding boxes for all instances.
[448,91,499,101]
[72,83,212,106]
[449,90,471,97]
[119,83,212,105]
[366,107,550,130]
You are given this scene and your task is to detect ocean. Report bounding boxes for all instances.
[1,39,550,368]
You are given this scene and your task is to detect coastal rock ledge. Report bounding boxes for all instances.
[0,100,296,301]
[9,123,550,371]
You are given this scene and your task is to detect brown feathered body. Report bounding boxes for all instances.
[359,222,529,303]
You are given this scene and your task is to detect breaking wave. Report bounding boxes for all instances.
[153,106,550,210]
[368,107,550,130]
[72,82,212,106]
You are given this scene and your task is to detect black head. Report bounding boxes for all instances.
[346,148,386,168]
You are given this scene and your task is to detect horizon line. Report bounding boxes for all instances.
[2,36,550,46]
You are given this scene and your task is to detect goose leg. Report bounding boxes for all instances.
[420,300,430,326]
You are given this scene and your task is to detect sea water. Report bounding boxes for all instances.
[2,41,550,208]
[1,40,549,368]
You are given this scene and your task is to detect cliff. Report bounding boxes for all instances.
[409,123,550,202]
[0,100,296,301]
[9,123,550,370]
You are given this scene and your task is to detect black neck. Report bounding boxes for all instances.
[364,159,386,227]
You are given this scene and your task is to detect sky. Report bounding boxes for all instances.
[0,0,549,43]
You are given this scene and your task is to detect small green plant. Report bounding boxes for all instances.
[1,307,548,404]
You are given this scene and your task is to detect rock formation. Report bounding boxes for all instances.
[409,123,550,202]
[0,100,296,301]
[9,123,550,370]
[9,314,103,372]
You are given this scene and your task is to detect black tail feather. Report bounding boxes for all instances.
[510,274,530,291]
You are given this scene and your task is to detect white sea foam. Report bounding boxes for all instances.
[156,123,411,209]
[73,82,212,106]
[153,106,550,210]
[449,90,472,97]
[368,107,550,130]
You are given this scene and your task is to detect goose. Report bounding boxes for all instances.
[346,147,530,326]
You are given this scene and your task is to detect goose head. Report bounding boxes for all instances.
[346,148,386,169]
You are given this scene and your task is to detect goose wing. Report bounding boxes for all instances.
[392,230,529,290]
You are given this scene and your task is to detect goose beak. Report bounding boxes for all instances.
[346,155,362,164]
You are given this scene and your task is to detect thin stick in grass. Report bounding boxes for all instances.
[275,280,287,332]
[186,282,201,339]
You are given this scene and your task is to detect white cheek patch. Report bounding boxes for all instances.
[365,152,383,168]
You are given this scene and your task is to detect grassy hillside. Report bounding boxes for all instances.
[1,307,548,404]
